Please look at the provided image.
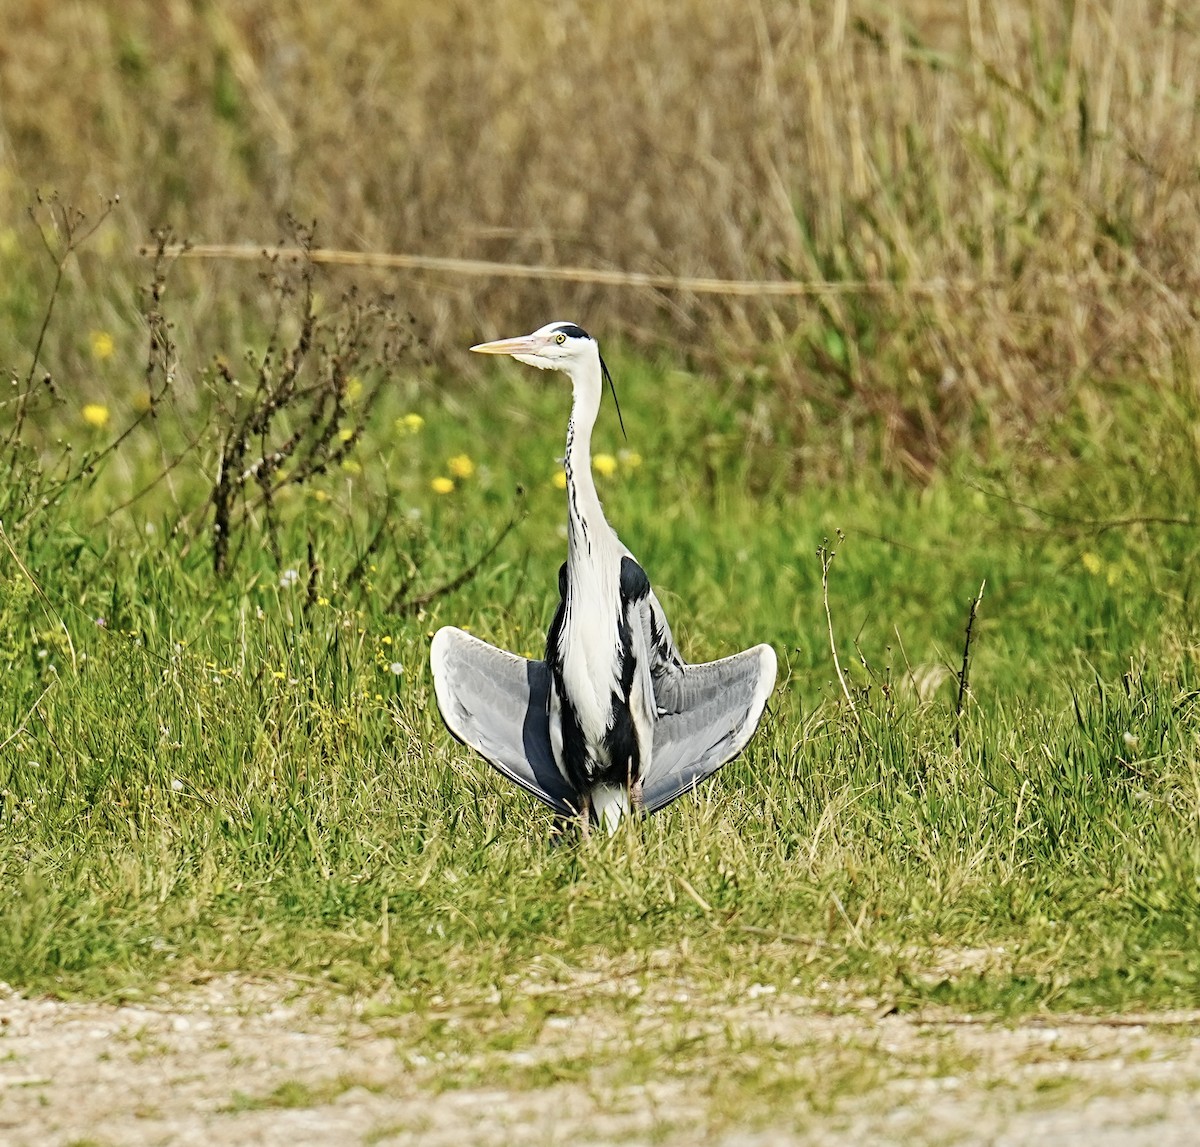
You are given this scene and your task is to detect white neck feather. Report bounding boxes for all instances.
[564,348,608,556]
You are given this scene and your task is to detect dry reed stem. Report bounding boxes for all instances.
[819,535,858,722]
[954,581,987,749]
[139,242,1011,298]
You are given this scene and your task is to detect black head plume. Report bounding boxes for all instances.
[599,354,627,441]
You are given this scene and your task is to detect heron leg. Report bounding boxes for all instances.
[579,792,592,840]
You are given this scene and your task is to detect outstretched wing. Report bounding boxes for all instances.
[430,626,579,816]
[618,549,685,707]
[641,644,777,814]
[623,561,777,814]
[644,588,687,705]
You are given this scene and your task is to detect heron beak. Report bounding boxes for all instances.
[469,334,545,357]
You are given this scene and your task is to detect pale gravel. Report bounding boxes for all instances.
[2,976,1200,1146]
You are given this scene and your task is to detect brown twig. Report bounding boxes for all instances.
[390,514,519,616]
[968,482,1195,535]
[819,532,859,722]
[954,580,986,747]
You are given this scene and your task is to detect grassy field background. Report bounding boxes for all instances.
[1,1,1200,1126]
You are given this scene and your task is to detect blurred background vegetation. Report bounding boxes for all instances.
[2,0,1197,478]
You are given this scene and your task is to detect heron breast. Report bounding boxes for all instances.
[559,606,622,741]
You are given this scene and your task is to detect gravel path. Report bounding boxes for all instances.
[3,978,1200,1145]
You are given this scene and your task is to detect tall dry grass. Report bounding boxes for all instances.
[1,0,1198,469]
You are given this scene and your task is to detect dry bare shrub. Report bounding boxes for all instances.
[2,1,1198,471]
[201,224,410,575]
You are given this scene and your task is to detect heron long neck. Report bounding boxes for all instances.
[564,353,608,559]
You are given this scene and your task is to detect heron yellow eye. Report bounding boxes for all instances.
[555,333,566,345]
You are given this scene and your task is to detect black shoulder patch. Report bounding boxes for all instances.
[545,562,569,667]
[619,556,651,604]
[553,322,591,340]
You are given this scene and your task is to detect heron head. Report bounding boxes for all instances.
[470,321,626,437]
[470,321,597,372]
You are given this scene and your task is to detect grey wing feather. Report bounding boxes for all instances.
[641,643,777,814]
[430,626,579,816]
[643,588,687,705]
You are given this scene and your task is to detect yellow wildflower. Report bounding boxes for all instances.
[312,489,331,503]
[89,331,114,360]
[619,450,642,471]
[397,413,425,434]
[552,470,568,490]
[338,427,355,442]
[82,403,110,428]
[448,454,475,479]
[1081,552,1102,576]
[131,390,153,414]
[346,376,363,401]
[340,459,362,475]
[431,476,455,494]
[593,453,618,477]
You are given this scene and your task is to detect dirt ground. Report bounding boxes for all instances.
[3,976,1200,1146]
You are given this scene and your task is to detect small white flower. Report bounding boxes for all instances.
[171,778,184,792]
[1122,731,1139,749]
[389,662,403,676]
[279,568,300,589]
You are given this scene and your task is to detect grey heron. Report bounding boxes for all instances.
[430,321,777,834]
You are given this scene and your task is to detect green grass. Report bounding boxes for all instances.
[1,344,1198,1041]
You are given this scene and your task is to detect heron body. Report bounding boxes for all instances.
[431,321,776,833]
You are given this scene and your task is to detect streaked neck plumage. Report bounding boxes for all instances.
[563,347,609,558]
